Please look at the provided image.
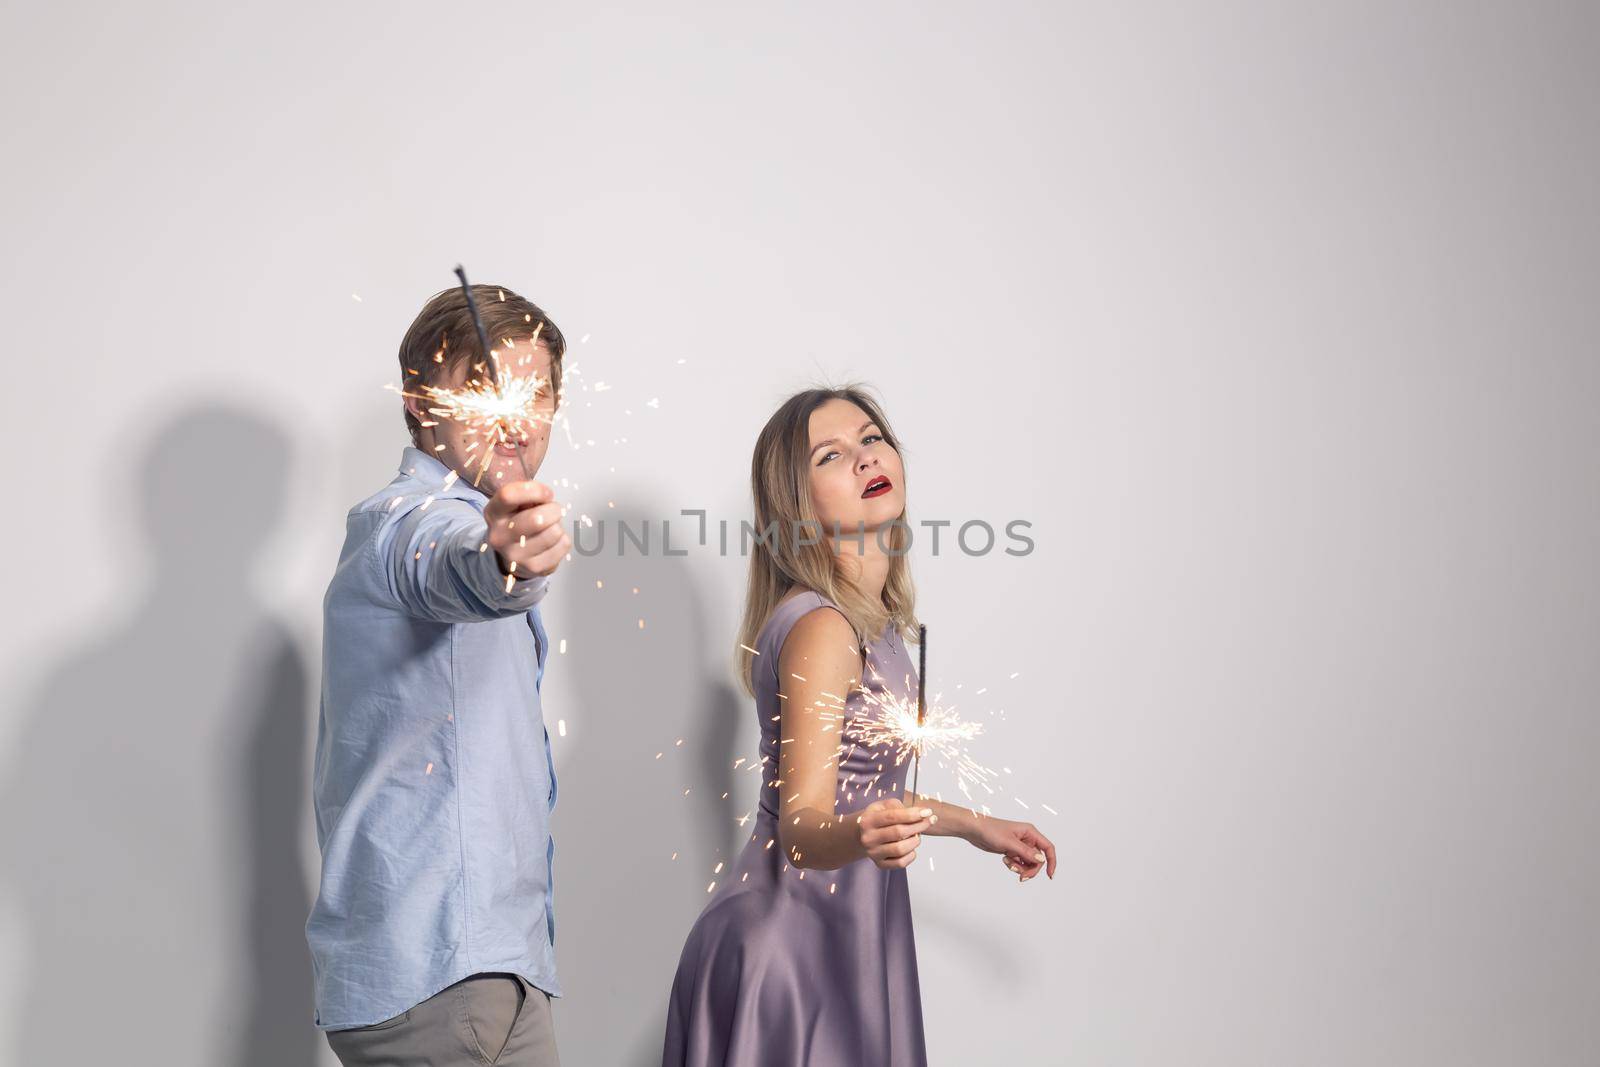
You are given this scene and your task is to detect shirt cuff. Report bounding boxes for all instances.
[490,564,552,609]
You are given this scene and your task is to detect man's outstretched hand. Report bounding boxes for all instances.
[484,480,570,580]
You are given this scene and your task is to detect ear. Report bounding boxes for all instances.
[403,395,425,420]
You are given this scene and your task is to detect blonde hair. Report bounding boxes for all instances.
[735,385,919,694]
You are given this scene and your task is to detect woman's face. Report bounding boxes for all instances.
[805,398,905,537]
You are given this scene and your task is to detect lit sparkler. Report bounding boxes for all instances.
[833,629,996,805]
[914,623,926,798]
[384,266,555,486]
[846,684,994,801]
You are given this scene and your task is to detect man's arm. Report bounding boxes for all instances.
[376,481,568,624]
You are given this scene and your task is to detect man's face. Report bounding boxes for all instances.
[407,337,557,491]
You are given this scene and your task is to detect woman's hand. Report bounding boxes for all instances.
[965,817,1057,882]
[856,797,934,869]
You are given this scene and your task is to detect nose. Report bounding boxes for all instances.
[856,452,879,473]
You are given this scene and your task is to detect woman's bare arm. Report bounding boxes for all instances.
[775,606,931,871]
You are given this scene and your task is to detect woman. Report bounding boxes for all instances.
[662,386,1057,1067]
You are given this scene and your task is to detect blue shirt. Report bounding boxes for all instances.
[307,447,561,1030]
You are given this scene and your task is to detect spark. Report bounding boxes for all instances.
[385,361,550,487]
[378,267,613,487]
[840,682,996,797]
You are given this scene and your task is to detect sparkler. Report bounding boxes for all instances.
[454,265,537,482]
[835,632,996,806]
[848,682,993,802]
[384,266,553,487]
[913,623,926,800]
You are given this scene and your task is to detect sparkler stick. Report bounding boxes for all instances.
[912,623,926,800]
[453,264,534,481]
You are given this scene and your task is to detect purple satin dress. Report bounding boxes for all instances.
[662,591,927,1067]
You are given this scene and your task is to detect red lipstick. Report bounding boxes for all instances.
[861,476,892,499]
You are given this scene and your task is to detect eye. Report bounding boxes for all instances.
[862,433,883,446]
[815,450,840,466]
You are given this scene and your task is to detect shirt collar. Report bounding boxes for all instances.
[398,446,491,503]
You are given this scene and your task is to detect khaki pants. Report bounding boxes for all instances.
[326,973,559,1066]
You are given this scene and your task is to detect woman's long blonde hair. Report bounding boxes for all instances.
[735,385,919,694]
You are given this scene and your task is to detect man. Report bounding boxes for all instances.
[308,283,571,1065]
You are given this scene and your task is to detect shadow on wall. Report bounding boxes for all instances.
[0,405,319,1067]
[546,497,746,1066]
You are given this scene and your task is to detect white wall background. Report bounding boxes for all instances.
[1,2,1596,1064]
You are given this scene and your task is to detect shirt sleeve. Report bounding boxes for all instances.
[372,495,550,623]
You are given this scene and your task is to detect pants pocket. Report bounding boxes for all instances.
[458,972,525,1064]
[325,1006,414,1065]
